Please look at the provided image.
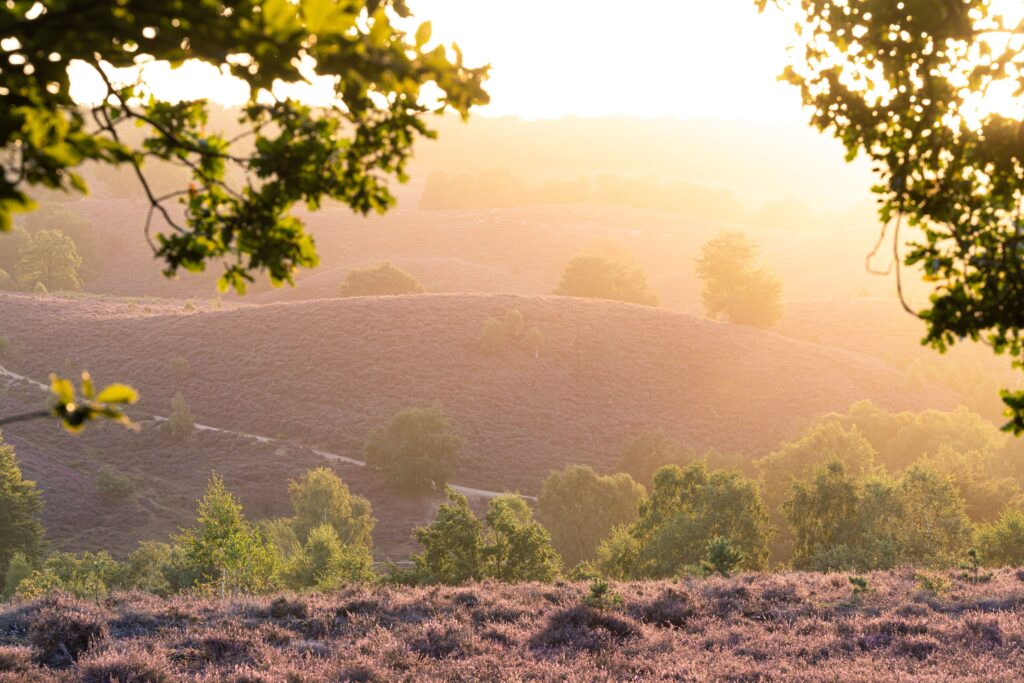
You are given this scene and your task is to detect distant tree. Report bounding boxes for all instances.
[484,494,561,582]
[172,473,279,594]
[15,229,83,291]
[0,438,45,580]
[337,262,425,297]
[554,255,658,306]
[0,227,28,276]
[411,489,485,585]
[599,463,771,578]
[288,468,375,548]
[914,447,1020,523]
[24,204,101,280]
[283,522,375,590]
[695,231,782,327]
[618,429,693,489]
[363,406,462,492]
[0,268,13,291]
[538,465,645,568]
[976,506,1024,568]
[165,392,195,444]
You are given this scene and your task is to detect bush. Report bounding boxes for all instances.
[363,406,461,492]
[976,506,1024,567]
[32,281,48,296]
[0,268,14,290]
[553,255,658,306]
[28,598,109,667]
[165,392,195,444]
[3,552,32,598]
[476,308,542,357]
[530,604,639,653]
[182,298,197,313]
[95,465,134,502]
[283,523,375,590]
[288,467,375,547]
[410,490,485,585]
[702,536,745,577]
[337,262,424,297]
[170,356,191,384]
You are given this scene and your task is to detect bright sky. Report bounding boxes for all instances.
[67,0,1022,124]
[416,0,804,121]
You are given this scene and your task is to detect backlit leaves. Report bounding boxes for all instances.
[49,372,139,433]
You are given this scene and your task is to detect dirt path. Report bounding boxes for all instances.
[0,366,533,502]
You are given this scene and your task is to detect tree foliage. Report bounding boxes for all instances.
[758,0,1024,429]
[784,461,972,571]
[0,437,45,581]
[288,467,374,548]
[553,255,658,306]
[337,261,425,297]
[598,463,771,579]
[14,229,82,291]
[411,489,485,585]
[484,494,561,582]
[695,231,782,328]
[0,0,489,293]
[165,392,195,443]
[538,465,645,568]
[282,522,375,590]
[363,406,461,492]
[171,473,279,594]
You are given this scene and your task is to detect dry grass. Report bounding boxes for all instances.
[3,570,1024,680]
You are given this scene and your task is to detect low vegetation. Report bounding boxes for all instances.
[337,261,425,297]
[554,255,658,306]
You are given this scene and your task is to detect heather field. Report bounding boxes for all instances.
[3,570,1024,681]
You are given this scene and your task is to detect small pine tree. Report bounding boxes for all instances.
[170,356,191,385]
[3,552,33,598]
[166,392,195,443]
[582,577,623,611]
[701,536,744,577]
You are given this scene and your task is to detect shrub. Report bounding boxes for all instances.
[75,646,175,683]
[122,542,173,596]
[28,598,109,667]
[531,604,639,653]
[3,552,32,598]
[32,281,48,296]
[95,465,134,501]
[283,523,375,590]
[475,308,542,357]
[618,429,693,489]
[476,317,507,355]
[701,536,745,577]
[581,578,622,611]
[337,262,424,297]
[631,587,694,627]
[0,268,14,290]
[170,356,191,385]
[411,490,485,585]
[553,255,658,306]
[182,298,197,312]
[914,571,951,596]
[165,392,195,444]
[362,406,461,492]
[975,506,1024,567]
[484,494,561,582]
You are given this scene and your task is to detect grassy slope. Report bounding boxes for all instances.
[2,570,1023,680]
[0,292,953,495]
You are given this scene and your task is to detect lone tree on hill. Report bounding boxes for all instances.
[695,231,782,328]
[363,406,462,492]
[757,0,1024,431]
[554,254,659,306]
[337,262,425,297]
[0,0,488,432]
[15,229,83,291]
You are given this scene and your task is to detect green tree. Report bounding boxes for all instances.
[411,489,485,585]
[172,473,279,594]
[283,522,375,590]
[95,464,134,502]
[288,467,375,547]
[0,1,488,292]
[976,506,1024,568]
[165,392,195,444]
[694,231,782,328]
[337,261,425,297]
[122,541,173,596]
[784,461,972,571]
[757,0,1024,430]
[363,406,462,492]
[538,465,645,568]
[599,463,772,578]
[553,255,658,306]
[0,438,45,579]
[484,494,561,582]
[14,229,82,291]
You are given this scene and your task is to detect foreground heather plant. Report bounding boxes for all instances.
[1,571,1024,680]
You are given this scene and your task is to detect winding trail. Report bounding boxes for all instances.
[0,366,533,502]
